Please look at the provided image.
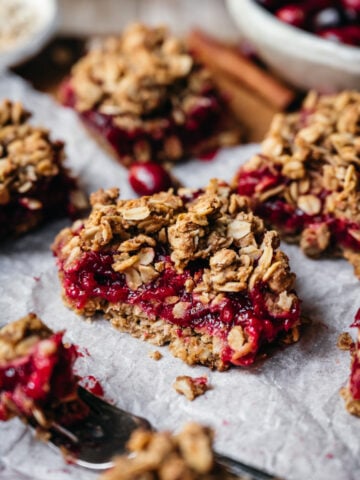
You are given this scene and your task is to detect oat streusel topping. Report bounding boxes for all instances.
[245,91,360,223]
[0,99,66,206]
[69,23,214,122]
[237,91,360,264]
[55,179,296,313]
[99,423,243,480]
[0,313,52,363]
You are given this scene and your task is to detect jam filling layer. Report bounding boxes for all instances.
[58,250,300,366]
[61,81,222,163]
[0,332,78,421]
[237,167,360,252]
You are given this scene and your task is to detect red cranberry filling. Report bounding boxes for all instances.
[237,168,360,251]
[350,352,360,400]
[61,81,222,163]
[58,250,299,366]
[0,333,78,421]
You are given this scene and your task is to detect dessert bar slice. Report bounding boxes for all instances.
[341,313,360,417]
[0,313,85,427]
[100,423,245,480]
[53,180,301,370]
[234,91,360,277]
[60,23,240,166]
[0,100,86,239]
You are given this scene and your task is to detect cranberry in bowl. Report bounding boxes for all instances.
[226,0,360,91]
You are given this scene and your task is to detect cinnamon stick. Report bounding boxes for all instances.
[187,29,295,111]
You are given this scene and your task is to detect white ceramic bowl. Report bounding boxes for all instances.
[226,0,360,91]
[0,0,58,71]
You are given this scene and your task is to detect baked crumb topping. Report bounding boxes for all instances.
[337,332,354,351]
[0,313,52,362]
[99,423,243,479]
[69,23,214,122]
[173,375,209,401]
[243,90,360,225]
[235,90,360,274]
[149,350,162,361]
[54,179,297,314]
[0,100,62,205]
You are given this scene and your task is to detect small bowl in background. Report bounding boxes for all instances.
[0,0,58,72]
[226,0,360,92]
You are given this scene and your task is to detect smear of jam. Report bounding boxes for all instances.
[80,375,104,397]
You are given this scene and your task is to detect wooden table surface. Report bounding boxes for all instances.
[12,35,294,144]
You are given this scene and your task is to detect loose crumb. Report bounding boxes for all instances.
[173,375,209,401]
[337,332,354,351]
[149,350,162,361]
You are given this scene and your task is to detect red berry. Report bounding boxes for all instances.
[129,163,173,196]
[319,25,360,45]
[276,5,307,28]
[341,0,360,13]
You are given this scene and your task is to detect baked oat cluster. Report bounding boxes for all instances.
[173,375,209,401]
[234,90,360,277]
[99,423,244,480]
[53,180,300,370]
[61,23,240,165]
[0,99,86,238]
[0,314,84,426]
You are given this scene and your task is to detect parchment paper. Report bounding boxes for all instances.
[0,73,359,480]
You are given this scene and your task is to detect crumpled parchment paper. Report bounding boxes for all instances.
[0,72,359,480]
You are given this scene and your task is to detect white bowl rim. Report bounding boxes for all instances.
[0,0,58,71]
[227,0,360,68]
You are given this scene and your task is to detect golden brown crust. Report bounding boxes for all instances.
[99,423,243,480]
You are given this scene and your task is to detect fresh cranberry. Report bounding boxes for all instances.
[341,0,360,13]
[318,25,360,45]
[276,5,307,28]
[129,163,173,196]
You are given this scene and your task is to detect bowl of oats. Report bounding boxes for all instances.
[0,0,58,71]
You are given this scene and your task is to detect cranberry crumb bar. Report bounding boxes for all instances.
[0,100,87,239]
[234,91,360,277]
[99,423,245,480]
[53,180,301,370]
[341,312,360,416]
[0,314,85,427]
[60,23,240,166]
